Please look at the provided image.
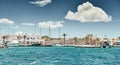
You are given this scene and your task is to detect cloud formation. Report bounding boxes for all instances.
[0,18,14,25]
[29,0,51,7]
[65,2,112,22]
[39,21,64,29]
[21,23,34,26]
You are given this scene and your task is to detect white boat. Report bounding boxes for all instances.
[0,41,2,44]
[75,45,98,48]
[53,43,62,47]
[7,40,20,47]
[101,41,111,48]
[113,41,120,47]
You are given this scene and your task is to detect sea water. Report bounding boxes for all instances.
[0,47,120,65]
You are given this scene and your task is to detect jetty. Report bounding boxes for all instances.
[74,45,100,48]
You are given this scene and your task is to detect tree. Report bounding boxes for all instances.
[74,37,77,45]
[41,36,50,41]
[2,36,6,43]
[85,36,89,45]
[2,35,9,47]
[118,37,120,40]
[96,38,100,46]
[2,35,9,42]
[63,33,67,45]
[17,35,22,40]
[23,34,26,44]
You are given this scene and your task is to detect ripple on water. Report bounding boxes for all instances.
[0,47,120,65]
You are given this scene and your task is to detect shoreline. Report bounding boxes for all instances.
[4,45,120,48]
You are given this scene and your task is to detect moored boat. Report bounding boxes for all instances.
[52,43,62,47]
[7,40,20,47]
[101,41,111,48]
[31,42,41,46]
[112,41,120,47]
[75,45,99,48]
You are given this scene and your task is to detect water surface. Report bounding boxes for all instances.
[0,47,120,65]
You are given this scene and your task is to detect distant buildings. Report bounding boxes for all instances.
[0,33,120,46]
[0,34,45,46]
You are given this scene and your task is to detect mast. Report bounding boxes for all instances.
[34,24,36,35]
[48,25,51,45]
[0,28,1,40]
[49,26,51,38]
[39,26,42,38]
[58,27,61,43]
[58,27,61,39]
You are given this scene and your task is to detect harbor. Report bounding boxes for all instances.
[0,0,120,65]
[0,34,120,48]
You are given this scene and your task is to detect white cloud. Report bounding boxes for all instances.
[65,2,112,22]
[38,21,64,29]
[0,18,14,25]
[21,23,34,26]
[29,0,51,7]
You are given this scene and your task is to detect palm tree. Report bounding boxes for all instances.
[96,38,100,46]
[118,37,120,40]
[85,36,89,45]
[41,36,50,41]
[17,35,22,40]
[23,34,26,44]
[89,38,92,45]
[2,35,8,47]
[2,36,6,43]
[74,37,77,45]
[63,33,67,45]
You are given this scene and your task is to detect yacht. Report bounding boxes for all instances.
[0,41,2,44]
[101,41,111,48]
[75,45,98,48]
[31,42,41,46]
[113,41,120,47]
[52,43,62,47]
[7,40,20,47]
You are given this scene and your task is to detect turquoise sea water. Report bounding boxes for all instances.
[0,47,120,65]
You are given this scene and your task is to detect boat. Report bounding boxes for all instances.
[52,43,62,47]
[0,41,2,44]
[101,41,111,48]
[75,45,99,48]
[7,40,20,47]
[31,42,41,46]
[112,41,120,47]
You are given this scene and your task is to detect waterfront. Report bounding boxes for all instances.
[0,47,120,65]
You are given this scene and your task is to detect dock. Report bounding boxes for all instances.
[74,45,100,48]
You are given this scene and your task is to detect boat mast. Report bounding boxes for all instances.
[34,24,36,35]
[58,27,61,39]
[0,28,1,40]
[49,25,51,44]
[49,26,51,38]
[39,26,42,38]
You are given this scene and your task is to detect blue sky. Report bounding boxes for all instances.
[0,0,120,38]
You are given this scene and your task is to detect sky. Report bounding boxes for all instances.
[0,0,120,38]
